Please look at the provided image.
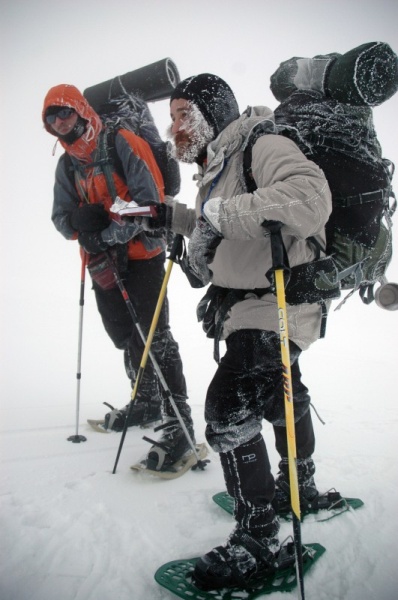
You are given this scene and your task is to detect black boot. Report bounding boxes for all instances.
[273,456,318,513]
[144,419,195,471]
[103,396,162,431]
[273,409,318,512]
[193,525,280,590]
[193,434,280,590]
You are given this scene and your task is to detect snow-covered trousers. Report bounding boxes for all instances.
[92,252,192,425]
[206,329,315,534]
[205,329,314,454]
[220,433,280,540]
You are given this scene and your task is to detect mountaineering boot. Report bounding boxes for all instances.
[144,419,195,471]
[193,434,281,590]
[103,396,162,431]
[273,456,319,513]
[193,524,281,590]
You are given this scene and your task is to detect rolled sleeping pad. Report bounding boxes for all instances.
[83,57,180,110]
[326,41,398,106]
[270,42,398,107]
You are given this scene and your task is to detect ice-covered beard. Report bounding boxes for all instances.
[167,103,214,164]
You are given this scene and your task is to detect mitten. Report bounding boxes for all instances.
[188,217,222,285]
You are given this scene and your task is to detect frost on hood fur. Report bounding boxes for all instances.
[42,84,103,162]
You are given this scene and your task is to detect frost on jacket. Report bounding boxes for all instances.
[172,106,333,350]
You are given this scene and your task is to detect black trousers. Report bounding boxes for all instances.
[205,329,315,456]
[92,252,189,419]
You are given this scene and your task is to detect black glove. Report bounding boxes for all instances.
[147,203,172,229]
[128,201,172,231]
[70,204,110,232]
[78,231,109,254]
[188,217,222,285]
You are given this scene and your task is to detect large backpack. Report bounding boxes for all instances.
[95,92,180,198]
[64,91,181,227]
[246,41,398,306]
[81,57,181,197]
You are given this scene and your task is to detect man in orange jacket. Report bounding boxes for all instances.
[43,84,196,470]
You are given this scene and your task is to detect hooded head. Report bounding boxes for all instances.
[170,73,240,138]
[42,84,102,161]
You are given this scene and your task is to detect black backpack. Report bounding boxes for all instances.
[244,42,397,306]
[275,91,395,306]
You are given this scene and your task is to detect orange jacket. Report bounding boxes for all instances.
[43,84,165,261]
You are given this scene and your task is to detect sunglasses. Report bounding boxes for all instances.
[46,107,75,125]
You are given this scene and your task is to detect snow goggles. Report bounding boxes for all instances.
[45,107,75,124]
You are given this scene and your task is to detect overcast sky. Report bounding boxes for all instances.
[1,0,397,411]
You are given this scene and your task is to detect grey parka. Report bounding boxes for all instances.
[171,106,333,350]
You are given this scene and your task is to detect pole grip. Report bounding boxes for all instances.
[167,233,184,262]
[263,219,287,271]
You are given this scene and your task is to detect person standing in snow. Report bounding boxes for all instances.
[42,84,196,470]
[143,73,338,589]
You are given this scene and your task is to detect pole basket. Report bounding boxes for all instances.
[67,434,87,443]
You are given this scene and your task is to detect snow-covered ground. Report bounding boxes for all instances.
[2,2,398,599]
[1,264,398,600]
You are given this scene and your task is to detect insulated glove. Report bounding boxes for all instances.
[137,198,175,231]
[70,203,110,232]
[78,231,109,254]
[188,217,223,286]
[140,203,172,230]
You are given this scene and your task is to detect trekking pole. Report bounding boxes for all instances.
[265,220,305,600]
[90,142,200,468]
[68,251,88,443]
[111,234,204,473]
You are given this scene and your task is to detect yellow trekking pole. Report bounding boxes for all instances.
[265,220,305,599]
[112,235,205,474]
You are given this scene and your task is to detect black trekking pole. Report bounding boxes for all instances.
[110,235,205,473]
[264,220,305,599]
[68,251,88,443]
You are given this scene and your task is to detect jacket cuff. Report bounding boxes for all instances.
[202,197,223,233]
[171,200,196,237]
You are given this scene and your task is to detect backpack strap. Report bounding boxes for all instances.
[241,129,339,339]
[98,130,119,201]
[64,130,129,271]
[63,129,126,198]
[334,187,389,208]
[101,128,126,183]
[242,122,273,193]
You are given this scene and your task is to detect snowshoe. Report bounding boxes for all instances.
[155,540,326,598]
[274,488,364,519]
[86,419,110,433]
[213,489,364,522]
[131,442,209,480]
